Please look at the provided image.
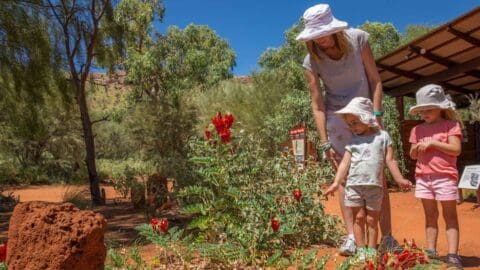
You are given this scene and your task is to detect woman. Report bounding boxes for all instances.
[296,4,398,256]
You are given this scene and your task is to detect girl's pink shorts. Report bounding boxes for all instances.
[415,174,459,201]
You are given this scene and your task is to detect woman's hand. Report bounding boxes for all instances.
[324,147,339,169]
[324,182,339,196]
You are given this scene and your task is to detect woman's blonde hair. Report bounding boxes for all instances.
[442,109,465,129]
[305,30,352,62]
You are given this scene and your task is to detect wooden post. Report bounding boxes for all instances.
[396,96,404,122]
[475,122,480,162]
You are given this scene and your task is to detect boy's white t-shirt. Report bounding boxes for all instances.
[345,130,392,187]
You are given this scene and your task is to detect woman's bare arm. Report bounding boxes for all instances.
[361,43,383,125]
[304,69,327,142]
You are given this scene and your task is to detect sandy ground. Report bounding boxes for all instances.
[1,185,479,269]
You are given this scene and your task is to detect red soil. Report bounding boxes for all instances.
[1,186,479,269]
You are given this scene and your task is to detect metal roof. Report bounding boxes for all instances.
[377,6,480,102]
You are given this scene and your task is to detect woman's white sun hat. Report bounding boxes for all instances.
[409,84,456,115]
[296,4,348,42]
[335,97,379,128]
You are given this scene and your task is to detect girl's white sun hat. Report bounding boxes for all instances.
[409,84,456,115]
[335,97,379,128]
[296,4,348,42]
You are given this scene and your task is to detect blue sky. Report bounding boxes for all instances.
[155,1,479,75]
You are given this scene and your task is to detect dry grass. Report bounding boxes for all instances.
[61,186,91,209]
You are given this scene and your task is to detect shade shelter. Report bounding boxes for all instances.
[376,6,480,180]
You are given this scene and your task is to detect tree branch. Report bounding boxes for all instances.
[91,115,110,125]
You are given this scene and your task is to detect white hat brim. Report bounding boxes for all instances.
[335,108,378,128]
[296,19,348,41]
[408,103,454,115]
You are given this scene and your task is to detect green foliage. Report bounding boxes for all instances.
[359,22,401,58]
[125,24,236,97]
[124,96,197,186]
[383,96,408,175]
[105,247,148,270]
[258,21,308,91]
[97,158,155,198]
[401,24,436,45]
[114,0,165,52]
[267,249,329,269]
[195,70,314,154]
[177,128,339,264]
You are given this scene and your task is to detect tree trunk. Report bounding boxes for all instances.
[77,86,103,205]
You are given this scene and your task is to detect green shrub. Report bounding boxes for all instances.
[175,120,339,264]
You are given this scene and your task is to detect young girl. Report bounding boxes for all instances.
[325,97,411,258]
[409,84,463,269]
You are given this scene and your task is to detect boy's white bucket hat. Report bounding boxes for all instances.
[409,84,456,115]
[296,4,348,42]
[335,97,378,127]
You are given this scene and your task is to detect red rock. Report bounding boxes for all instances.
[7,201,107,270]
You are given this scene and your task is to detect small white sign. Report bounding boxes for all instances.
[458,165,480,189]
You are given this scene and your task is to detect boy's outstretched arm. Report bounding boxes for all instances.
[324,151,352,196]
[386,146,412,188]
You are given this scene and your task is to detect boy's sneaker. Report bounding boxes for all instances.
[339,236,356,256]
[425,249,439,259]
[356,247,368,261]
[378,235,399,253]
[446,254,463,270]
[366,247,378,259]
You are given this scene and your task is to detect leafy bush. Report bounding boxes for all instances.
[174,115,339,264]
[97,159,155,198]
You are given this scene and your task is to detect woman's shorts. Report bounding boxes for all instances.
[415,174,458,201]
[344,185,383,211]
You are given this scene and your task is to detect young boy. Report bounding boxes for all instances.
[325,97,411,258]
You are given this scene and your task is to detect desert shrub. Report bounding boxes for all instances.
[164,114,340,264]
[98,159,155,198]
[62,186,91,209]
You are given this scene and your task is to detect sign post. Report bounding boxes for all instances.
[458,164,480,190]
[289,124,307,169]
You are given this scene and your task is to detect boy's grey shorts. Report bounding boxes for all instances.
[344,185,383,211]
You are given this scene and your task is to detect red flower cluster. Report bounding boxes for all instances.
[150,218,169,234]
[0,242,7,262]
[205,112,235,143]
[365,239,430,270]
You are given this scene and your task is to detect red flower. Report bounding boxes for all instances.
[205,127,212,140]
[223,113,234,129]
[292,189,302,202]
[275,197,281,204]
[365,261,375,270]
[150,218,158,230]
[0,242,7,262]
[212,112,225,133]
[271,217,279,232]
[397,250,410,262]
[382,253,389,265]
[159,218,169,233]
[219,128,231,143]
[284,197,289,203]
